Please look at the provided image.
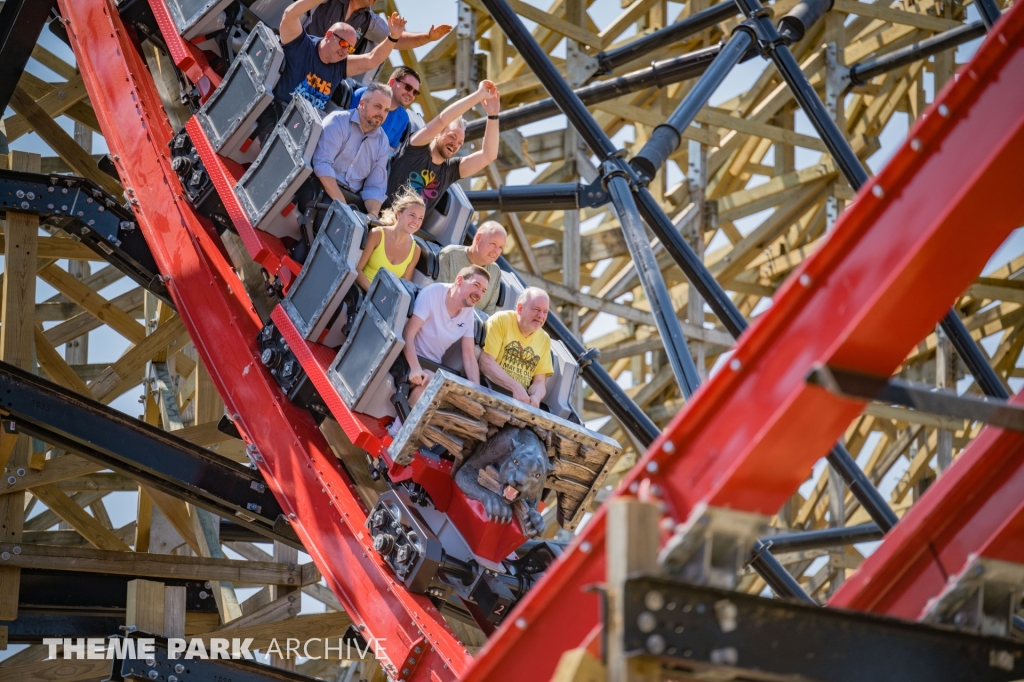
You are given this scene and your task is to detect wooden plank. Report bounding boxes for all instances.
[0,454,103,494]
[694,107,829,152]
[194,612,354,654]
[3,74,88,142]
[466,0,601,47]
[0,232,104,261]
[39,264,147,344]
[88,316,189,403]
[594,99,720,146]
[8,86,122,197]
[43,287,143,347]
[30,484,132,551]
[33,327,91,394]
[0,543,311,585]
[599,0,663,46]
[0,151,38,622]
[30,44,78,79]
[832,0,960,32]
[127,579,166,635]
[1,658,110,682]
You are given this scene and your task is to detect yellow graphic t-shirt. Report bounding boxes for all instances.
[483,311,554,389]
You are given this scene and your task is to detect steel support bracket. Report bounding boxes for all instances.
[922,557,1024,639]
[808,364,1024,432]
[659,504,770,588]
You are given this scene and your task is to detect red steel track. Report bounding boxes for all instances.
[58,0,1024,678]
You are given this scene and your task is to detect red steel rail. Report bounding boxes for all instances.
[829,385,1024,618]
[462,4,1024,680]
[58,1,468,679]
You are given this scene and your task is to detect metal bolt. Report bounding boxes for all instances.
[15,190,24,198]
[403,668,410,675]
[148,670,159,680]
[169,677,178,682]
[414,646,422,654]
[175,664,185,673]
[799,274,811,287]
[289,512,297,520]
[637,611,657,633]
[146,657,156,667]
[47,186,54,193]
[729,358,741,371]
[646,461,659,473]
[515,617,527,630]
[938,104,949,117]
[199,591,208,599]
[16,469,25,476]
[645,590,665,612]
[12,546,20,554]
[6,477,15,486]
[872,185,884,198]
[663,441,674,454]
[1,552,9,560]
[646,634,666,655]
[20,202,28,210]
[910,138,921,151]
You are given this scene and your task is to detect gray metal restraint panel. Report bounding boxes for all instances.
[329,269,417,417]
[165,0,235,40]
[281,199,367,347]
[235,96,322,240]
[197,22,284,163]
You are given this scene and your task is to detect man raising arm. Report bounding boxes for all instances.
[385,79,501,214]
[307,0,451,52]
[479,287,553,408]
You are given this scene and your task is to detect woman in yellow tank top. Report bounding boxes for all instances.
[355,187,425,291]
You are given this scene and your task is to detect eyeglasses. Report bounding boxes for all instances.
[331,32,356,53]
[395,80,420,97]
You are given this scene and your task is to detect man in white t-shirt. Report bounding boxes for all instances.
[403,265,489,406]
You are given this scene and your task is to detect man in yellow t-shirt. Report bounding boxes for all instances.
[481,287,553,408]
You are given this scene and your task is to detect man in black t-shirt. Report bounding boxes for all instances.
[385,80,501,214]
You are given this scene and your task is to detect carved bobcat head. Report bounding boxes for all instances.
[495,426,552,503]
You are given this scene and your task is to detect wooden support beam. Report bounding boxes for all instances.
[38,264,147,344]
[126,578,166,635]
[8,86,122,197]
[3,74,88,142]
[44,287,143,347]
[30,483,131,551]
[33,327,91,394]
[88,316,189,403]
[0,543,314,585]
[0,232,104,262]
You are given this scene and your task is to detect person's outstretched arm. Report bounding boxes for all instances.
[408,80,496,146]
[348,13,406,75]
[395,24,452,50]
[458,92,500,178]
[280,0,327,44]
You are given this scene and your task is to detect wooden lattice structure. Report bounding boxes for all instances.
[0,0,1012,678]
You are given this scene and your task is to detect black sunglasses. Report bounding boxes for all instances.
[395,79,420,97]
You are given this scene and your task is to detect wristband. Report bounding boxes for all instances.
[487,115,499,120]
[387,34,399,42]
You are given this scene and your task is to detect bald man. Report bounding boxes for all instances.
[480,287,553,408]
[254,0,405,141]
[437,221,507,315]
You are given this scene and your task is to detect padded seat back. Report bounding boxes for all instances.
[420,185,472,247]
[280,200,367,347]
[329,269,418,418]
[235,96,323,241]
[197,23,284,164]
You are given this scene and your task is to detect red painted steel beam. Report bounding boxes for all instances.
[829,385,1024,619]
[59,1,467,679]
[464,4,1024,679]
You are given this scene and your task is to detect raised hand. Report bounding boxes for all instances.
[481,91,501,116]
[428,24,453,41]
[387,12,407,40]
[477,79,497,99]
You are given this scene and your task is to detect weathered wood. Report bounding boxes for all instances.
[89,316,189,403]
[126,578,166,635]
[0,543,313,585]
[429,409,489,441]
[29,483,131,551]
[39,264,147,344]
[1,657,110,682]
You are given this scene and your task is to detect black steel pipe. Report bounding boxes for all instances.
[480,0,618,160]
[732,0,869,189]
[849,21,985,86]
[597,0,738,73]
[631,30,753,182]
[940,310,1010,400]
[607,170,702,398]
[465,46,722,141]
[826,443,899,531]
[496,254,661,445]
[975,0,1002,29]
[466,183,588,212]
[761,523,883,553]
[749,539,818,603]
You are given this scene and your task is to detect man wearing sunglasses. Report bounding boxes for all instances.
[275,0,406,113]
[385,79,501,215]
[348,66,421,152]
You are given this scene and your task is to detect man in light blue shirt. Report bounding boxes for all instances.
[349,66,420,152]
[311,82,391,216]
